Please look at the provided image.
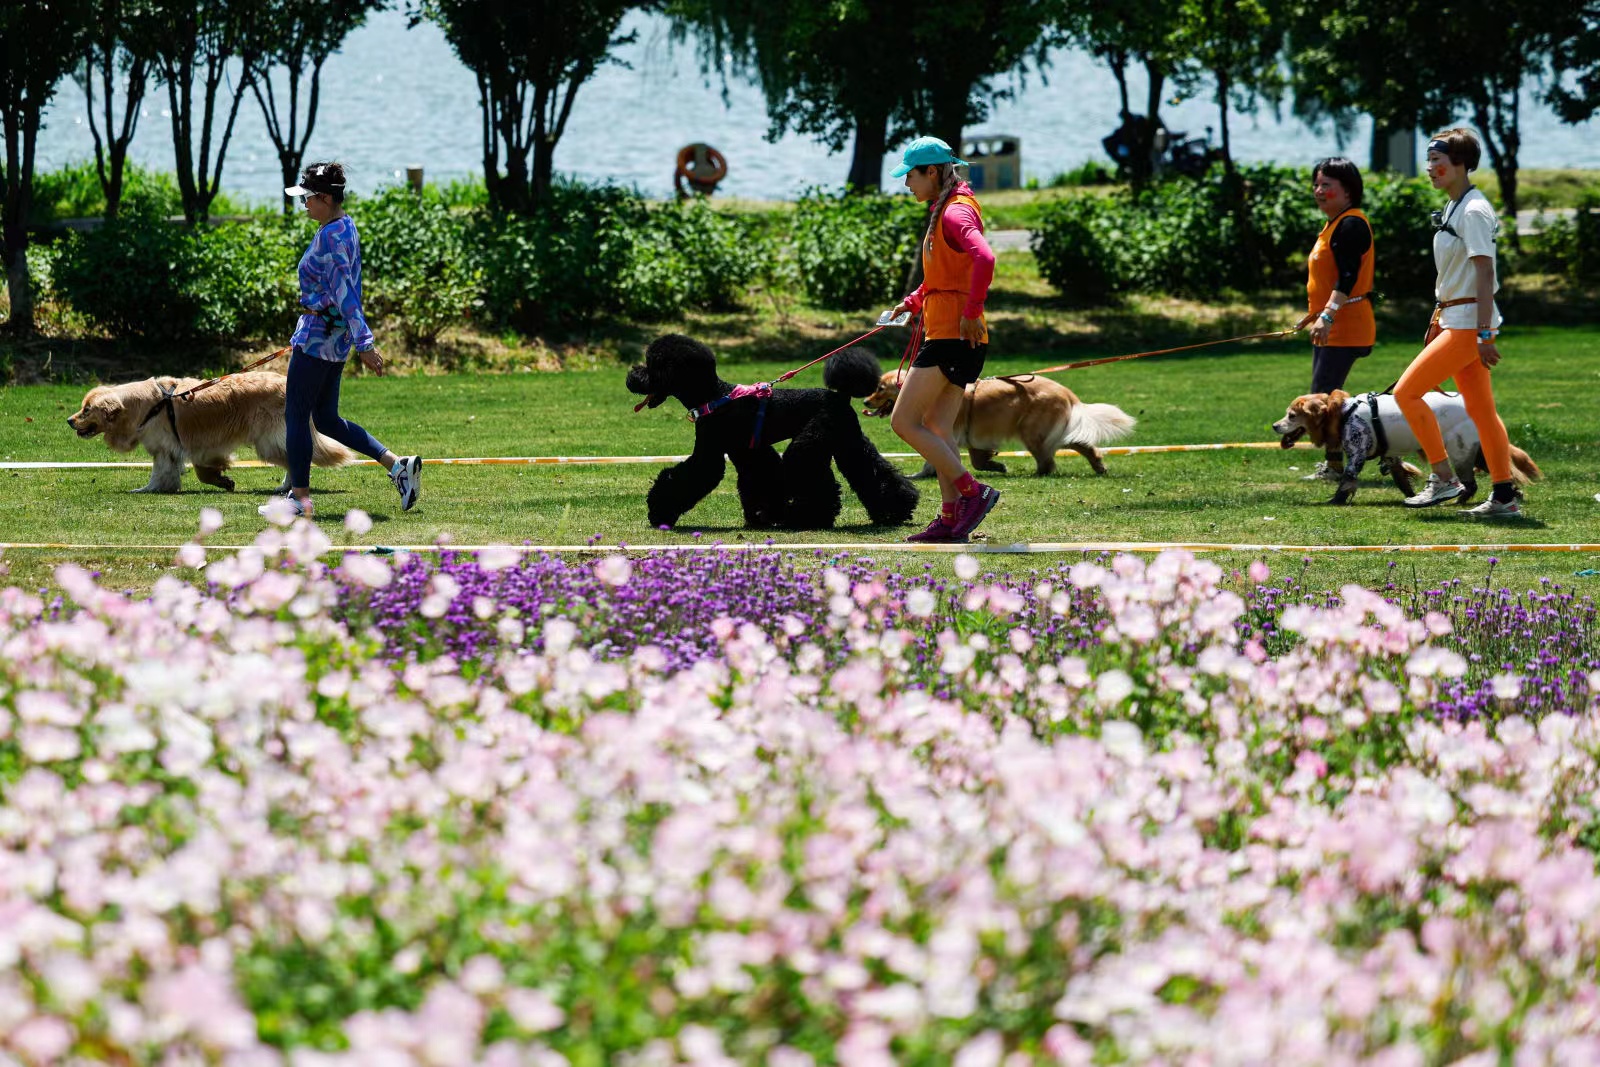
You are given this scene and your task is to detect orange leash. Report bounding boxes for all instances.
[176,346,290,403]
[1029,326,1301,375]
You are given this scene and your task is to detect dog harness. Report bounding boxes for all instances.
[687,382,773,448]
[1337,393,1382,480]
[136,381,183,445]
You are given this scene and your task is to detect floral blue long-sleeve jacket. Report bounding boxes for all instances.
[291,215,375,361]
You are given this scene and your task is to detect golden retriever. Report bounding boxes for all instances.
[1271,389,1541,504]
[67,372,355,493]
[862,372,1136,477]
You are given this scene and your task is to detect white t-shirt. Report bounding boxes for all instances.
[1433,186,1501,330]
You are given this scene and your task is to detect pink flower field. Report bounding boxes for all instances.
[3,510,1600,1065]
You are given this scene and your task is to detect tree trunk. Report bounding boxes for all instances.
[3,113,39,332]
[846,106,887,193]
[1106,50,1130,118]
[1135,59,1166,188]
[1472,93,1521,249]
[928,77,970,167]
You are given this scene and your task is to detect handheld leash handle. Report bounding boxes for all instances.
[876,309,913,327]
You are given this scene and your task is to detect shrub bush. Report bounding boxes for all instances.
[474,184,770,328]
[51,205,302,340]
[1033,164,1445,303]
[354,186,481,345]
[792,189,923,309]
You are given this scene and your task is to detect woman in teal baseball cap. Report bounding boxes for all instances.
[887,135,1000,543]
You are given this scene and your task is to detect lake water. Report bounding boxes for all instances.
[35,9,1600,205]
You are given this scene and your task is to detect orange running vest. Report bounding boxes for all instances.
[921,193,989,343]
[1306,208,1376,347]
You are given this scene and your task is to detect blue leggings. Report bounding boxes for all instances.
[285,348,388,489]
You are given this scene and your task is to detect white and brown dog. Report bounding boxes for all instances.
[862,372,1136,477]
[67,372,355,493]
[1272,389,1541,505]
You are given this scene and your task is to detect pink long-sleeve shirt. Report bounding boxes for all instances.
[905,183,995,319]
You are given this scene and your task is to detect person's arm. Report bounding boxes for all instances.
[1462,203,1500,368]
[942,203,995,319]
[326,226,376,353]
[1474,256,1499,368]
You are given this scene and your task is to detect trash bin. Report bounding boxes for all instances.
[961,134,1022,191]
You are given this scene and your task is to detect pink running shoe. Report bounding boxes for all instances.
[905,516,967,543]
[948,482,1000,538]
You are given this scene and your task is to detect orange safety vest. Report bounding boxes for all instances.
[1306,208,1375,347]
[921,193,989,343]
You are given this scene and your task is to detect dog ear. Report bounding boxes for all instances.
[1327,389,1349,406]
[1299,396,1326,418]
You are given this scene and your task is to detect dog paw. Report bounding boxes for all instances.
[218,477,237,492]
[1326,484,1357,506]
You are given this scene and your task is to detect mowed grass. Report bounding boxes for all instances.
[1,323,1598,594]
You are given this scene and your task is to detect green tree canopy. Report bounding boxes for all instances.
[250,0,387,214]
[671,0,1063,191]
[142,0,267,224]
[2,0,91,331]
[410,0,639,214]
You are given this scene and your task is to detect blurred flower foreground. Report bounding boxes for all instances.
[2,509,1600,1066]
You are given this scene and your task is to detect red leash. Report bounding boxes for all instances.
[632,324,897,413]
[1028,326,1301,375]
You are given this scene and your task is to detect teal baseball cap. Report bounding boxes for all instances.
[890,135,968,178]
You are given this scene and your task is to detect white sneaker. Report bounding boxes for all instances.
[1301,460,1343,482]
[259,493,312,521]
[1403,474,1466,509]
[390,455,422,512]
[1463,496,1524,518]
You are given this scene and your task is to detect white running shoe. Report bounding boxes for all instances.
[259,493,312,521]
[1463,496,1524,518]
[1403,474,1466,509]
[1301,460,1343,482]
[390,455,422,512]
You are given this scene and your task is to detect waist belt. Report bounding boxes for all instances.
[1428,297,1477,327]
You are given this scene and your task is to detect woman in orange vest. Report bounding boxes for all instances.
[1295,156,1375,482]
[888,136,999,543]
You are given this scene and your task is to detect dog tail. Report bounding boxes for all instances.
[1064,403,1137,447]
[311,433,357,468]
[823,349,885,399]
[1508,444,1542,485]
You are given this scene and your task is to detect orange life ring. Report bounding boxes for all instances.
[674,143,728,196]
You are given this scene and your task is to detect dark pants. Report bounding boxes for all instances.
[1311,345,1371,461]
[1310,345,1371,395]
[285,348,387,489]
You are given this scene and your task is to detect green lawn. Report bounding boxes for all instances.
[2,321,1597,594]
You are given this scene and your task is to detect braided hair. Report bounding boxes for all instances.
[919,163,957,250]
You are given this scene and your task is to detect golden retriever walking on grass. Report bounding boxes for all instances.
[862,372,1136,477]
[67,372,355,493]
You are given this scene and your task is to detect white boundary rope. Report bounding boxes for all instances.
[4,541,1598,556]
[0,442,1311,471]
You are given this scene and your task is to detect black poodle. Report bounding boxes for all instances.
[626,334,920,529]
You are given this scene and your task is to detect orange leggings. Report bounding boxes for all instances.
[1393,328,1512,483]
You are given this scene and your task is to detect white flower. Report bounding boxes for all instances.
[906,588,937,617]
[175,542,206,569]
[343,508,373,535]
[197,507,225,536]
[1491,673,1523,701]
[340,553,392,589]
[1095,669,1134,707]
[954,554,980,581]
[595,554,632,587]
[259,495,298,526]
[480,545,521,571]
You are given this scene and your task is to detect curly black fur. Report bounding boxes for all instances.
[625,335,920,529]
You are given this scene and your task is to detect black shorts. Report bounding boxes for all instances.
[1310,345,1371,395]
[912,339,988,387]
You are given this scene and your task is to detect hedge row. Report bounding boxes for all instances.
[1032,164,1438,303]
[31,183,924,343]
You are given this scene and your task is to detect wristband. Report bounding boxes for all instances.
[1318,310,1336,325]
[1477,328,1498,342]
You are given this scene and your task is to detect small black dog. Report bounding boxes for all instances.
[626,334,920,529]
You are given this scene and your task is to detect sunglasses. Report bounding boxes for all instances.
[1430,209,1458,237]
[295,192,326,207]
